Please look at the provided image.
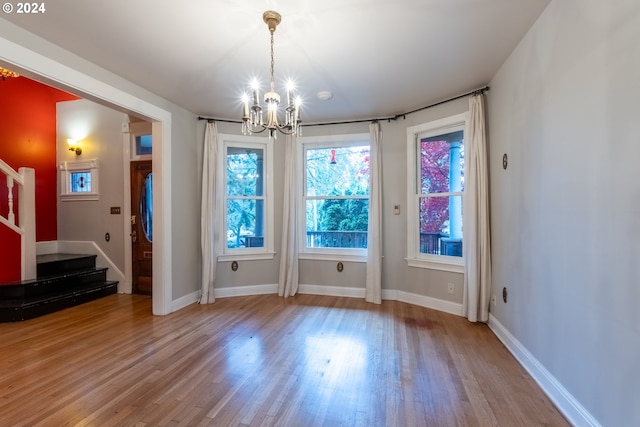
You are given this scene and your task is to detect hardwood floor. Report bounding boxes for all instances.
[0,294,569,426]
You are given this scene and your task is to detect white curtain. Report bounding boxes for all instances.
[278,133,299,297]
[199,121,221,304]
[365,121,383,304]
[462,94,492,322]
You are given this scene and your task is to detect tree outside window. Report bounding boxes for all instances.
[304,144,370,249]
[418,130,464,257]
[226,146,264,249]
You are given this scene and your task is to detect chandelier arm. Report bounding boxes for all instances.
[274,124,297,135]
[245,124,270,134]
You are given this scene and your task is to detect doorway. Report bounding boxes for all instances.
[130,160,152,295]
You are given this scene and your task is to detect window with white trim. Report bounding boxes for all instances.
[128,121,152,161]
[300,134,370,261]
[59,159,99,201]
[219,134,274,260]
[407,113,466,272]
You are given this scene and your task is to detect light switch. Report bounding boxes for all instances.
[393,205,400,215]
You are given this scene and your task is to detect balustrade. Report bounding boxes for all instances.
[306,231,368,249]
[0,159,36,280]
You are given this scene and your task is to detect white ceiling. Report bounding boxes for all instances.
[3,0,550,123]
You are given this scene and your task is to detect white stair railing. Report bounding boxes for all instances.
[0,159,36,281]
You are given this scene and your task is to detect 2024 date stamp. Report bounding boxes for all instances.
[2,2,46,14]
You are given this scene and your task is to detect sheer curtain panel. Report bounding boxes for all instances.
[462,94,492,322]
[199,122,221,304]
[365,121,383,304]
[278,134,300,297]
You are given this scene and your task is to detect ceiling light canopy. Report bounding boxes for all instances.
[241,11,301,140]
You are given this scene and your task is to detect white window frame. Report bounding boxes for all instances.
[129,121,152,161]
[59,159,99,201]
[406,113,466,273]
[218,134,275,261]
[299,133,370,262]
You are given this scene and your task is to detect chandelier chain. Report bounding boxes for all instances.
[269,32,275,92]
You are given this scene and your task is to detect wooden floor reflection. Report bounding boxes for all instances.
[0,294,569,426]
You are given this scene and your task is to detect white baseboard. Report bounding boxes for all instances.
[172,290,200,312]
[196,283,463,319]
[36,240,126,289]
[298,284,464,316]
[214,284,278,299]
[488,314,601,427]
[384,289,464,316]
[35,240,58,255]
[298,284,365,298]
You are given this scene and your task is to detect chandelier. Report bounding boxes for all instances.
[0,67,19,80]
[241,11,301,139]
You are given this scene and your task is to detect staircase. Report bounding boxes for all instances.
[0,253,118,322]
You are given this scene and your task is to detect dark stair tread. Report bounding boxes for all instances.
[0,281,118,307]
[36,253,99,279]
[36,253,97,264]
[0,281,118,322]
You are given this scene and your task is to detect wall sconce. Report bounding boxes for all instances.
[67,139,82,155]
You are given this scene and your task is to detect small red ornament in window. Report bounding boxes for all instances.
[330,149,337,165]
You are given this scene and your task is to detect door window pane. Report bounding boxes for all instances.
[140,173,152,242]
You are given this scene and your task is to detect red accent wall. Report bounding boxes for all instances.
[0,76,78,283]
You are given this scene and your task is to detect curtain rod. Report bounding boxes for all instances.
[197,86,489,126]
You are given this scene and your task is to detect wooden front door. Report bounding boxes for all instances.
[130,161,152,295]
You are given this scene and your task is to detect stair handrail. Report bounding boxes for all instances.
[0,159,36,280]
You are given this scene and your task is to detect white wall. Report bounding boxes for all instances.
[488,0,640,425]
[56,99,128,272]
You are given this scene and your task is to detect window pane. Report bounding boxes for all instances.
[135,134,152,155]
[226,199,264,249]
[418,195,462,257]
[306,146,369,196]
[305,199,368,248]
[70,171,92,193]
[227,147,264,196]
[419,130,464,194]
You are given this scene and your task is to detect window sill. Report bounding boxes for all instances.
[299,252,367,263]
[60,193,99,202]
[218,252,276,262]
[406,257,464,273]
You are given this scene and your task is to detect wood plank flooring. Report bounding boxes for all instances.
[0,294,570,426]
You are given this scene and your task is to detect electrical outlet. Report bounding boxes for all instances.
[491,295,497,305]
[447,283,455,294]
